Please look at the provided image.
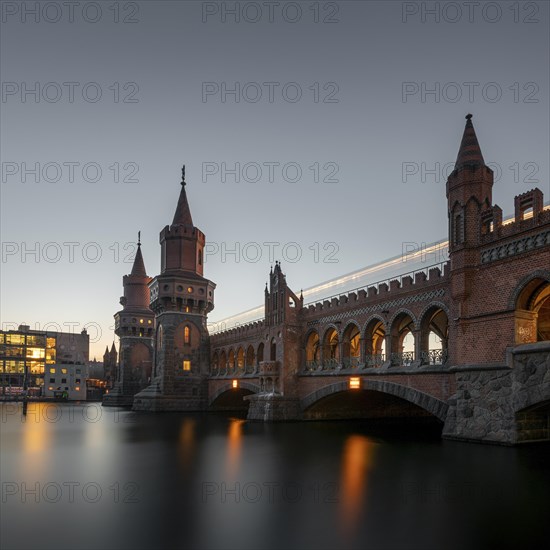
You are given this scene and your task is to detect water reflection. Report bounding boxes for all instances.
[339,435,377,538]
[178,418,196,471]
[225,418,244,479]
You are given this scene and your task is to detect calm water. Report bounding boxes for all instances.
[1,402,549,550]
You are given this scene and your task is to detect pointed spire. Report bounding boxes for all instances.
[172,165,194,226]
[130,232,147,277]
[455,114,485,170]
[111,342,116,352]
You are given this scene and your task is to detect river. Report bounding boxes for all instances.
[1,402,548,550]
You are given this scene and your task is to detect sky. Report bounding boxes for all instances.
[1,0,549,359]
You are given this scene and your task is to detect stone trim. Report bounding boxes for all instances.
[481,229,550,264]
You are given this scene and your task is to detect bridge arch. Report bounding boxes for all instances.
[301,380,448,421]
[510,270,550,343]
[508,270,550,309]
[418,302,449,365]
[341,321,361,367]
[209,381,260,407]
[321,325,340,366]
[388,309,417,366]
[256,342,264,365]
[362,316,387,367]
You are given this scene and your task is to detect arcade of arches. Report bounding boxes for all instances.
[302,306,449,371]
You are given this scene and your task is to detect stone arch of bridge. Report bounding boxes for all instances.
[300,379,448,421]
[208,381,260,406]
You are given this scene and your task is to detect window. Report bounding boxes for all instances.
[187,287,193,293]
[454,213,464,245]
[76,378,81,384]
[50,368,56,374]
[184,326,190,345]
[198,250,202,265]
[61,368,67,374]
[183,360,191,371]
[49,378,55,383]
[61,378,67,383]
[76,369,81,374]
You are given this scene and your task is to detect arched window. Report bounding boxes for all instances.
[184,326,190,345]
[270,338,276,361]
[198,250,202,265]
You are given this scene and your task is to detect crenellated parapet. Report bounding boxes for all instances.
[210,319,266,347]
[302,263,450,319]
[481,189,550,245]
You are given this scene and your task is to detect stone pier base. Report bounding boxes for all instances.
[442,342,550,445]
[245,394,302,421]
[132,378,207,412]
[103,381,144,408]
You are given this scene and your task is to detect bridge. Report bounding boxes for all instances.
[106,115,550,446]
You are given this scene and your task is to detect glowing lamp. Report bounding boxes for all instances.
[232,379,238,389]
[349,377,361,390]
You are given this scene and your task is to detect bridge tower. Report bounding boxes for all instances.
[446,114,501,366]
[103,235,154,407]
[246,262,303,420]
[133,167,216,411]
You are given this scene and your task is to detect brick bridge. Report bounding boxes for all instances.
[208,117,550,445]
[106,116,550,445]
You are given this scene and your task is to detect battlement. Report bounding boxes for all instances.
[481,189,550,245]
[210,319,265,345]
[160,224,205,241]
[302,262,449,318]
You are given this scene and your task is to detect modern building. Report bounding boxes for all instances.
[0,325,89,398]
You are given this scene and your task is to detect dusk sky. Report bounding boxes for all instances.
[1,0,548,358]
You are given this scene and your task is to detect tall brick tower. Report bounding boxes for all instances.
[446,114,500,365]
[133,167,216,411]
[103,235,154,407]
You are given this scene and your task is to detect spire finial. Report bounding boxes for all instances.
[181,165,186,187]
[137,230,141,247]
[466,113,473,120]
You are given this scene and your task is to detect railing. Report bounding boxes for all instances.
[322,358,339,369]
[364,353,385,368]
[390,351,415,367]
[420,349,448,366]
[342,356,360,368]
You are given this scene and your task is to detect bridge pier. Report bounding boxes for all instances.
[443,342,550,444]
[245,394,302,421]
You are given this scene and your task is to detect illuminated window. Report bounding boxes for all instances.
[148,320,152,324]
[50,368,56,374]
[187,287,193,293]
[139,319,144,324]
[349,377,361,390]
[232,379,238,389]
[61,368,67,374]
[185,306,190,313]
[183,360,191,371]
[75,387,80,391]
[48,386,53,391]
[184,326,190,345]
